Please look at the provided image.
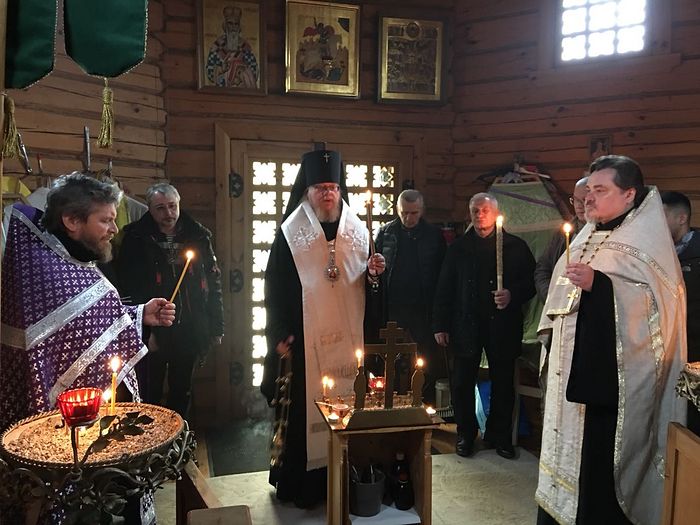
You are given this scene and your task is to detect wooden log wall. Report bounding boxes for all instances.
[4,8,167,197]
[453,0,700,220]
[153,0,457,231]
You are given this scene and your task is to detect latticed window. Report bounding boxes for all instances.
[560,0,647,62]
[249,159,396,387]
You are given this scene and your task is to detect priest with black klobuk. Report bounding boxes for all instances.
[261,150,386,508]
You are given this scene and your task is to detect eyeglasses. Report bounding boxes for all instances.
[312,184,340,195]
[569,196,585,206]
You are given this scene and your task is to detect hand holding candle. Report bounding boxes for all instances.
[563,222,573,264]
[169,250,195,303]
[495,215,504,291]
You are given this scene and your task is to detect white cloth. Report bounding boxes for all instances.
[282,200,369,470]
[536,187,687,525]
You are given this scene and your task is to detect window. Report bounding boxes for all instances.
[560,0,647,62]
[248,159,396,387]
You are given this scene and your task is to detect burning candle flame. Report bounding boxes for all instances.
[416,357,424,368]
[110,356,121,373]
[327,378,335,390]
[496,215,504,227]
[185,250,195,260]
[563,222,573,234]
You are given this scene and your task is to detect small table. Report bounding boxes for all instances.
[0,402,195,524]
[317,402,440,525]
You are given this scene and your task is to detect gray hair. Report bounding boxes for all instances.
[398,189,424,207]
[145,183,180,206]
[42,172,122,234]
[469,192,498,210]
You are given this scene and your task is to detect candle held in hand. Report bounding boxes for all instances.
[495,215,504,291]
[169,250,195,302]
[365,191,376,255]
[563,222,573,264]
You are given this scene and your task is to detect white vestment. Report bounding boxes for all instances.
[537,187,687,525]
[282,200,369,470]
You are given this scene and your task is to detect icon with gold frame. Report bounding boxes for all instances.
[378,16,446,104]
[285,0,360,98]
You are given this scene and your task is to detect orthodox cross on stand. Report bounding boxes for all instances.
[364,322,417,409]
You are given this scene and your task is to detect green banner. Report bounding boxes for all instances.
[5,0,57,89]
[64,0,148,77]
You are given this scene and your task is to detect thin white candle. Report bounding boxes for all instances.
[563,222,573,264]
[169,250,195,302]
[109,356,120,416]
[496,215,504,291]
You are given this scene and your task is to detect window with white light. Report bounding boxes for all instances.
[560,0,647,62]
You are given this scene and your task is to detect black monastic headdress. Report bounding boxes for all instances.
[281,149,349,222]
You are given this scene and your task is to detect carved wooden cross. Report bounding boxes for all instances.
[364,322,417,408]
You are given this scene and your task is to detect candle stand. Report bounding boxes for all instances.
[0,402,195,524]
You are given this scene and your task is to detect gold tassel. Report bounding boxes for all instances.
[97,78,114,148]
[2,96,20,159]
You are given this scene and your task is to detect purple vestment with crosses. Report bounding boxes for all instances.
[0,204,148,431]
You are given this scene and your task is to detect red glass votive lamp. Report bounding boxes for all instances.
[368,376,385,393]
[57,387,103,427]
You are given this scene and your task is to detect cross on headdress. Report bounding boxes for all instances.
[364,322,417,408]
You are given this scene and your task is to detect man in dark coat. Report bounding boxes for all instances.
[260,149,385,509]
[433,192,536,459]
[375,189,446,404]
[662,190,700,435]
[117,183,224,418]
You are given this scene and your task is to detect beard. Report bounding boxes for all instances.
[312,201,341,223]
[81,237,114,263]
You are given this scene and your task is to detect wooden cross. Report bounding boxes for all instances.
[364,322,417,409]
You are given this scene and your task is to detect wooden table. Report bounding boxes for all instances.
[0,402,195,524]
[318,403,440,525]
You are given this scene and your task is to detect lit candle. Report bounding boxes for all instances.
[328,412,340,423]
[102,389,112,416]
[563,222,573,264]
[365,191,376,255]
[426,406,436,416]
[169,250,195,303]
[355,349,364,369]
[327,378,335,393]
[109,356,120,416]
[495,215,504,291]
[322,375,329,398]
[416,357,424,369]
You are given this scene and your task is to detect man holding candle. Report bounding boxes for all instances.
[0,173,176,432]
[537,156,686,525]
[433,193,535,459]
[374,189,446,404]
[117,183,224,418]
[261,149,385,509]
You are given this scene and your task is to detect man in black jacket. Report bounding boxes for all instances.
[662,190,700,435]
[433,193,535,459]
[375,190,446,404]
[117,183,224,418]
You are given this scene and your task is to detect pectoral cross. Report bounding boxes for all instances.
[364,322,417,408]
[323,152,330,162]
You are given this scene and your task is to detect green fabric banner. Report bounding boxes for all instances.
[5,0,57,89]
[64,0,148,78]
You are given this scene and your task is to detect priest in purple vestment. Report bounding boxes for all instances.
[0,173,176,433]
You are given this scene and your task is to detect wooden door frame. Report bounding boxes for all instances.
[214,121,427,420]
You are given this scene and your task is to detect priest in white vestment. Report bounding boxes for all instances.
[536,155,686,525]
[261,149,385,509]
